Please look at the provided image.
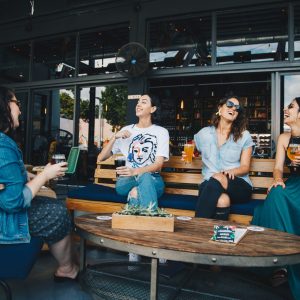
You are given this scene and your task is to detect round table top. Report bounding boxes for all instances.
[75,214,300,267]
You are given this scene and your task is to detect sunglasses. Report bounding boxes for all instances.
[225,100,241,112]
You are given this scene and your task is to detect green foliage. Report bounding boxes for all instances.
[60,92,99,121]
[100,85,127,130]
[117,203,173,217]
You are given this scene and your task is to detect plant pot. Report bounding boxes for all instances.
[111,213,175,232]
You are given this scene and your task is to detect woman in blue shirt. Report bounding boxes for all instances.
[0,87,78,282]
[194,96,254,220]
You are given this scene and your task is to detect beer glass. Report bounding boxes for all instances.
[183,144,194,164]
[287,143,300,166]
[51,154,66,164]
[115,155,126,177]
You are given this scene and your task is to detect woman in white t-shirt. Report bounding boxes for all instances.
[97,94,169,211]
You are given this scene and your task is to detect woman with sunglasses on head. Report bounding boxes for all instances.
[252,98,300,299]
[194,95,254,220]
[0,86,78,282]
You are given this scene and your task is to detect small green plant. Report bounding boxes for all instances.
[116,202,173,217]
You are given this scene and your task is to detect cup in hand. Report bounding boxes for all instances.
[51,154,66,165]
[183,144,194,164]
[115,156,126,177]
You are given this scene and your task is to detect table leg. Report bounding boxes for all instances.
[79,237,86,271]
[150,258,158,300]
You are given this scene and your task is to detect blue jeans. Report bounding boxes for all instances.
[115,172,165,210]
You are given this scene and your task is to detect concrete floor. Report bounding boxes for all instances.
[1,245,293,300]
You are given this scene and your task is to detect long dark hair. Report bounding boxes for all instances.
[148,93,161,124]
[211,95,248,142]
[294,97,300,111]
[0,86,15,136]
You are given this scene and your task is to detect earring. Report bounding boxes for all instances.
[216,110,221,116]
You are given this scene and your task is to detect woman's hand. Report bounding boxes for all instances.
[223,169,235,180]
[116,166,136,177]
[268,178,285,192]
[115,130,131,140]
[42,162,68,181]
[290,155,300,166]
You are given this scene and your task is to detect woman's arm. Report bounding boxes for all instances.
[116,156,164,177]
[269,133,288,190]
[97,130,131,162]
[223,146,252,179]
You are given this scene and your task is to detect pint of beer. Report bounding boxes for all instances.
[184,144,194,164]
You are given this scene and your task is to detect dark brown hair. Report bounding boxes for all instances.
[211,95,248,142]
[294,97,300,111]
[0,86,16,136]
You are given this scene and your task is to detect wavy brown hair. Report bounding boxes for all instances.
[0,86,16,136]
[211,96,248,142]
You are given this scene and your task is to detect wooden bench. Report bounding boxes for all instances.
[66,156,289,225]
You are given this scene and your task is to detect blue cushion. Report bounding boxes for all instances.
[68,184,127,203]
[0,237,43,279]
[68,184,261,216]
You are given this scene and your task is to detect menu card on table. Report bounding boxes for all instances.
[211,225,248,245]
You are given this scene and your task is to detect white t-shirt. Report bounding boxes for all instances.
[112,124,169,169]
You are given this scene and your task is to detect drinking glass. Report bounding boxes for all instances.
[114,155,126,177]
[287,143,300,167]
[183,144,194,164]
[51,154,66,164]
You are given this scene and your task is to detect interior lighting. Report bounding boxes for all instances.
[180,99,184,109]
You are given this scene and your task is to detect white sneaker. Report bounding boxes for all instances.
[128,253,141,271]
[159,258,167,264]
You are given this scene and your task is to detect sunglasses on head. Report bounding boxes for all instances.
[225,100,241,112]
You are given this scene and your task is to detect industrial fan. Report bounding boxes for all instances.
[115,42,149,77]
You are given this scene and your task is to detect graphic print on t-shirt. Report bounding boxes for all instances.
[127,133,157,168]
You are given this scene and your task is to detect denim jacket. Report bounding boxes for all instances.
[0,132,33,244]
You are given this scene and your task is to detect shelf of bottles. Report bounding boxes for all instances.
[160,94,271,157]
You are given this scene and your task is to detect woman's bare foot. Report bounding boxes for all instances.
[54,263,79,279]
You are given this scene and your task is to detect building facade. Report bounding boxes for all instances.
[0,0,299,170]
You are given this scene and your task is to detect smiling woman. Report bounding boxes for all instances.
[193,95,254,221]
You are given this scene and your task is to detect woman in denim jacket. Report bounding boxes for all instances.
[194,96,254,220]
[0,87,78,282]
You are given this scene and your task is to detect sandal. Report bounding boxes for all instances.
[270,268,288,287]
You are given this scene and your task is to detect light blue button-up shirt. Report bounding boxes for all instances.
[194,126,255,186]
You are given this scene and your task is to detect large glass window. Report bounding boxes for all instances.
[33,35,76,81]
[0,43,31,83]
[79,26,130,76]
[217,6,288,64]
[282,74,300,132]
[31,88,75,165]
[295,5,300,60]
[148,15,211,69]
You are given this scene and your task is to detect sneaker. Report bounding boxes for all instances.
[128,253,141,271]
[159,258,167,264]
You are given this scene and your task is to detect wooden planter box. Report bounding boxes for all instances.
[112,213,175,232]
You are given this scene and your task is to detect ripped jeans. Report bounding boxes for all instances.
[115,172,165,210]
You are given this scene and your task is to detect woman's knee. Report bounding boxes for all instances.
[216,193,230,207]
[129,187,138,198]
[212,173,228,190]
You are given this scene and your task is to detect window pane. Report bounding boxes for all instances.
[33,36,76,81]
[295,5,300,60]
[148,15,211,69]
[0,43,30,83]
[217,6,288,64]
[79,26,130,76]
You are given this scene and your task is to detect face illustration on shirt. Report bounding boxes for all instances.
[128,134,157,167]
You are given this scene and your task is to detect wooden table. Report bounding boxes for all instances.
[75,214,300,300]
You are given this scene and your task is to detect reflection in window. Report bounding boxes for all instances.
[217,6,288,64]
[33,36,76,80]
[295,5,300,60]
[0,43,31,83]
[148,16,211,69]
[79,26,130,76]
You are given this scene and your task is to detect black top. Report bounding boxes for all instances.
[286,136,300,175]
